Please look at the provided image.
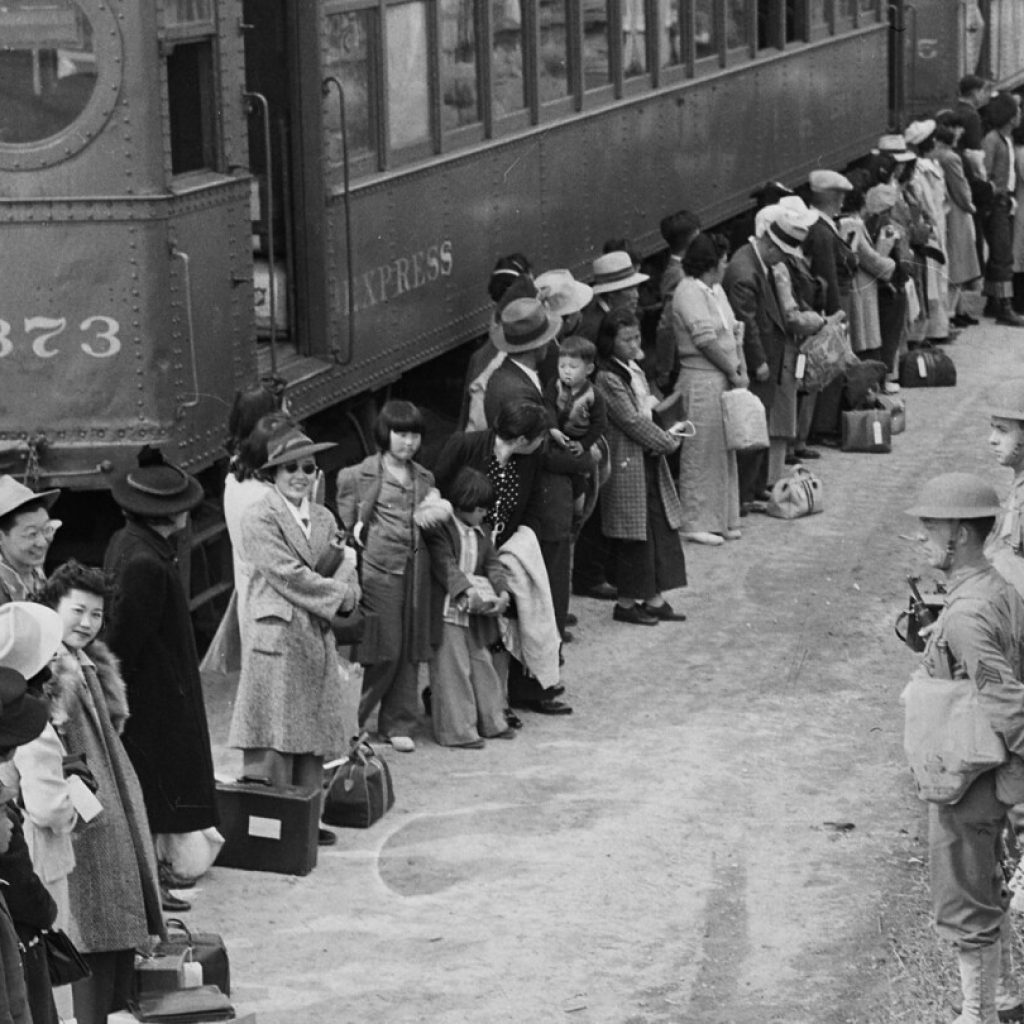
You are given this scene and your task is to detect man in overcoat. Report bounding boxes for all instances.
[103,447,218,909]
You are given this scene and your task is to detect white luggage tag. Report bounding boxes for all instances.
[872,419,884,446]
[917,355,927,378]
[795,354,806,381]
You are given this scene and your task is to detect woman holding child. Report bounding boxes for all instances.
[670,232,747,546]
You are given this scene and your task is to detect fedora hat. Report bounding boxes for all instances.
[765,201,818,257]
[261,426,335,470]
[590,251,649,295]
[110,446,203,517]
[0,476,59,522]
[535,270,594,317]
[875,134,916,162]
[0,603,63,680]
[496,297,562,355]
[755,196,819,238]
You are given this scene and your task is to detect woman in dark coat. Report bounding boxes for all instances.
[594,309,687,626]
[102,447,217,909]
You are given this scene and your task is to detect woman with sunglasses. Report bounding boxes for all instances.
[231,424,360,846]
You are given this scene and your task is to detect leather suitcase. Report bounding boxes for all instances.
[215,781,319,876]
[841,408,892,453]
[157,919,230,997]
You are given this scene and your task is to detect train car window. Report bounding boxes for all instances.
[693,0,717,60]
[323,10,375,162]
[727,0,751,51]
[807,0,829,36]
[440,0,480,129]
[622,0,647,77]
[167,40,219,175]
[539,1,571,102]
[164,0,215,33]
[492,0,526,118]
[834,0,855,26]
[583,1,611,89]
[385,2,431,149]
[0,0,97,145]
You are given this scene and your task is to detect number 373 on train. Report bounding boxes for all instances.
[0,316,122,360]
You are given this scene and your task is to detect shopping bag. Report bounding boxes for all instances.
[721,388,769,452]
[799,319,858,391]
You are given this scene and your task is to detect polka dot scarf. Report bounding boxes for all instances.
[487,454,519,544]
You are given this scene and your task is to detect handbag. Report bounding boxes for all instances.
[129,985,234,1022]
[720,388,769,452]
[42,928,90,987]
[765,466,823,520]
[159,919,230,996]
[798,319,858,391]
[901,667,1008,804]
[322,733,395,829]
[899,344,957,388]
[840,408,892,453]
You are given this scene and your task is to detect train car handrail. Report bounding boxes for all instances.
[321,76,356,367]
[170,245,201,418]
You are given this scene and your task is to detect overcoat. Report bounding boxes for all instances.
[336,455,443,665]
[936,145,981,285]
[230,488,356,755]
[838,214,895,353]
[50,642,164,953]
[593,360,682,541]
[103,521,218,834]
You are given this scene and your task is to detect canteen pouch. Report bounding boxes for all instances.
[841,409,892,453]
[901,667,1007,804]
[899,344,957,388]
[765,466,823,520]
[323,733,395,829]
[721,388,769,452]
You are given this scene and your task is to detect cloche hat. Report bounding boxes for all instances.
[905,472,1003,519]
[590,251,649,295]
[496,297,562,354]
[535,270,594,317]
[110,446,203,517]
[261,426,335,470]
[0,476,59,521]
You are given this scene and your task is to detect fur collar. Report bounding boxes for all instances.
[48,639,130,735]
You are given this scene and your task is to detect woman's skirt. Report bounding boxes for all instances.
[676,367,739,534]
[612,458,687,599]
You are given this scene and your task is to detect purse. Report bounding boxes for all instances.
[129,985,234,1022]
[765,466,823,520]
[901,667,1008,804]
[899,344,957,388]
[322,734,395,829]
[42,928,91,987]
[720,388,769,452]
[840,408,892,453]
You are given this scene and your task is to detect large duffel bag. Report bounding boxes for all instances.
[899,344,957,387]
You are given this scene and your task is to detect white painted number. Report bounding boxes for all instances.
[0,316,122,358]
[79,316,122,358]
[24,317,66,358]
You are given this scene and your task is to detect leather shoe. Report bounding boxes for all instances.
[642,600,686,622]
[561,629,575,643]
[565,612,578,626]
[612,603,659,626]
[547,684,566,698]
[318,828,338,847]
[519,698,573,715]
[503,707,524,730]
[452,738,486,749]
[793,447,820,459]
[784,453,801,465]
[160,886,191,913]
[574,581,618,600]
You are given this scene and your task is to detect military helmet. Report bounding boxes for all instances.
[905,472,1003,519]
[985,379,1024,421]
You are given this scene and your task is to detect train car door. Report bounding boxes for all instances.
[242,0,329,371]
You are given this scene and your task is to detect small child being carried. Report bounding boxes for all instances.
[543,335,609,526]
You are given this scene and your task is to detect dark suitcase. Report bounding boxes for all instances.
[322,736,395,829]
[899,344,957,387]
[841,408,892,453]
[215,781,319,876]
[157,919,230,997]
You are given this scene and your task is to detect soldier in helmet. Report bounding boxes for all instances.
[987,379,1024,599]
[906,473,1024,1024]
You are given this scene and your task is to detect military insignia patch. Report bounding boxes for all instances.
[975,660,1003,692]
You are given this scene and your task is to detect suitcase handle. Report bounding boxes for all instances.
[164,918,195,947]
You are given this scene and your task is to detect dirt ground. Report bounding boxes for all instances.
[191,322,1024,1024]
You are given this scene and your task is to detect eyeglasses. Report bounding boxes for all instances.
[282,462,317,475]
[12,520,61,543]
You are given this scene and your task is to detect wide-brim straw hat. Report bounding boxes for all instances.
[0,603,63,680]
[876,134,916,162]
[535,269,594,317]
[496,297,562,354]
[261,426,335,470]
[765,201,818,258]
[110,446,204,517]
[0,476,59,521]
[590,251,649,295]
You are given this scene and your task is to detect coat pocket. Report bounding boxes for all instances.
[251,607,291,655]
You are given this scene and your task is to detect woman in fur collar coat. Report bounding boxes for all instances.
[39,562,164,1024]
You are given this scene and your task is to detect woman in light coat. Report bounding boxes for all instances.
[594,309,687,627]
[231,425,359,825]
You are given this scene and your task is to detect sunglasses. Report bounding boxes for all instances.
[283,461,317,475]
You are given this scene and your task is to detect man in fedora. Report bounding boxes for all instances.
[578,251,649,343]
[103,446,217,912]
[0,476,61,605]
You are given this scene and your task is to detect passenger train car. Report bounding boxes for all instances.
[0,0,1019,614]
